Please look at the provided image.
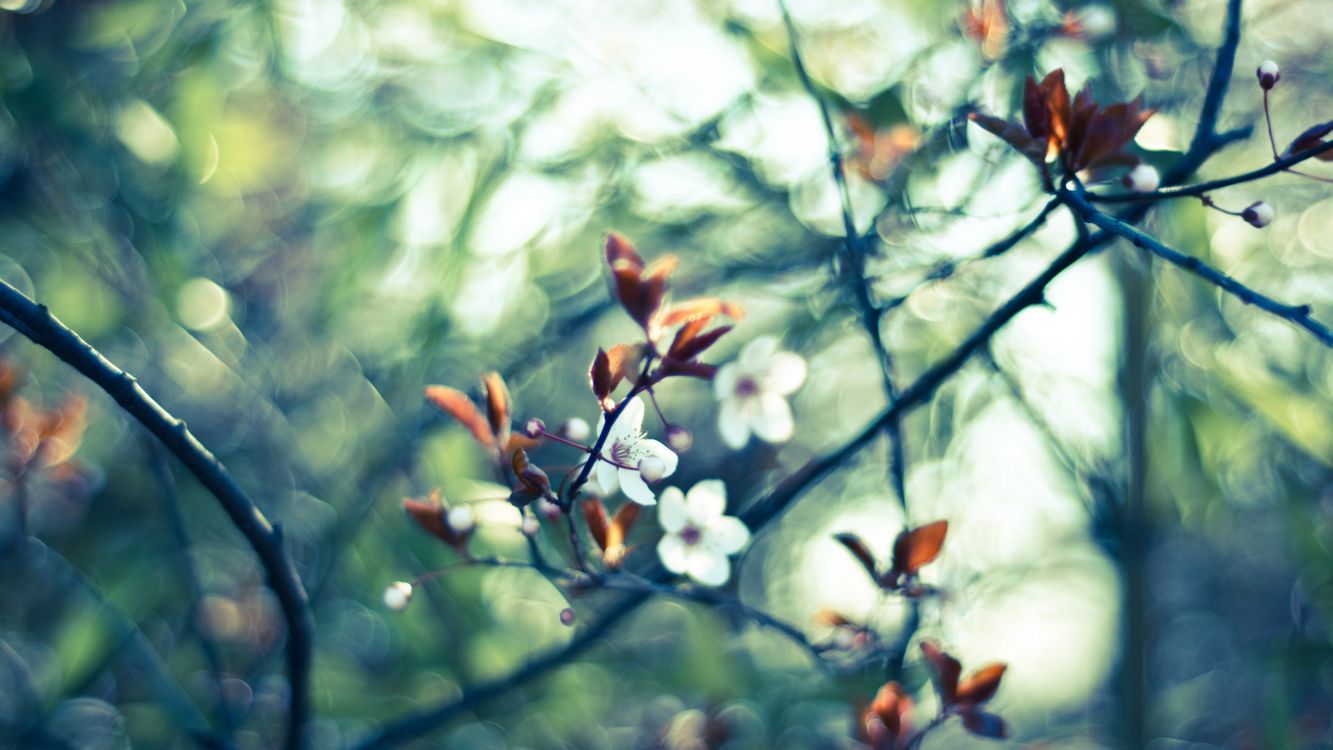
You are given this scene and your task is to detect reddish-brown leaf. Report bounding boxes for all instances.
[890,520,948,577]
[956,663,1007,705]
[1287,119,1333,161]
[656,297,745,328]
[512,448,550,494]
[969,113,1045,166]
[608,502,640,547]
[920,641,962,704]
[960,709,1009,739]
[834,533,880,580]
[481,372,511,449]
[868,681,912,738]
[655,359,717,380]
[424,386,495,449]
[590,348,614,403]
[668,319,733,363]
[961,0,1008,60]
[404,490,458,545]
[582,499,610,551]
[605,232,644,273]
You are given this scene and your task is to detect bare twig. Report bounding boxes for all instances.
[1062,187,1333,346]
[0,279,313,750]
[1086,140,1333,203]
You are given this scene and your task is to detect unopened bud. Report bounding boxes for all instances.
[665,425,693,453]
[559,607,577,626]
[560,417,591,443]
[524,418,546,439]
[383,581,413,611]
[637,455,667,482]
[446,505,475,534]
[1241,200,1274,228]
[521,515,541,537]
[1123,164,1160,193]
[536,498,562,521]
[1256,60,1280,90]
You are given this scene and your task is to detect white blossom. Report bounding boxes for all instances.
[593,396,677,505]
[383,581,413,611]
[714,336,807,449]
[656,480,750,587]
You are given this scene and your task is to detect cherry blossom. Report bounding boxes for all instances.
[593,396,677,505]
[656,480,750,586]
[714,336,807,449]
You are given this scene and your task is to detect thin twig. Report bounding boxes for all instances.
[0,279,313,750]
[1062,187,1333,346]
[1086,139,1333,203]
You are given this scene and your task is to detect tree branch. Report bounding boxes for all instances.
[1061,187,1333,346]
[1087,140,1333,204]
[0,279,313,750]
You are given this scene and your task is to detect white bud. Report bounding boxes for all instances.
[560,417,590,443]
[1256,60,1280,90]
[1123,164,1160,193]
[521,515,541,537]
[1241,200,1274,228]
[446,505,475,534]
[665,425,693,453]
[637,455,667,482]
[536,498,562,521]
[383,581,413,611]
[523,418,546,439]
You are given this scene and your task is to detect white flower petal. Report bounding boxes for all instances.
[751,394,794,443]
[705,516,750,555]
[657,534,690,574]
[687,550,732,587]
[739,336,778,373]
[619,467,657,505]
[713,362,738,401]
[718,398,751,449]
[764,352,807,396]
[594,457,619,495]
[618,396,646,434]
[658,487,688,532]
[686,479,727,522]
[638,439,678,479]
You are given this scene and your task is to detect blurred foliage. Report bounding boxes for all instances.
[0,0,1332,747]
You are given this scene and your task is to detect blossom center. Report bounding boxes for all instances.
[611,440,634,465]
[680,526,702,546]
[735,376,759,397]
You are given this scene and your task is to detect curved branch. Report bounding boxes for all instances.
[1062,187,1333,345]
[0,279,313,750]
[1088,139,1333,203]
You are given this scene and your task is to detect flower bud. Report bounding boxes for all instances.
[1241,200,1274,228]
[523,418,546,439]
[383,581,413,611]
[560,417,590,443]
[1122,164,1160,193]
[521,515,541,537]
[536,497,562,521]
[1256,60,1280,90]
[446,505,475,534]
[665,425,693,453]
[559,607,577,626]
[637,455,667,482]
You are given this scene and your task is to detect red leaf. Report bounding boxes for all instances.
[404,490,461,546]
[890,520,948,577]
[605,231,644,274]
[582,499,610,551]
[656,297,745,328]
[834,533,880,581]
[920,641,961,704]
[481,372,511,450]
[655,359,717,380]
[424,386,495,449]
[1287,119,1333,161]
[667,319,732,363]
[960,709,1009,739]
[868,681,912,738]
[956,663,1007,705]
[969,113,1045,166]
[590,348,614,404]
[512,448,550,495]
